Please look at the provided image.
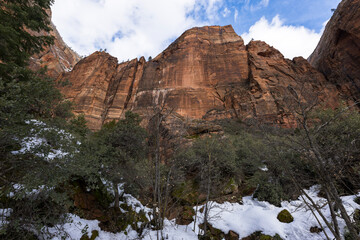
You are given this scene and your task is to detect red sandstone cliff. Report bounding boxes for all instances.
[28,9,81,79]
[309,0,360,103]
[59,52,146,130]
[57,25,339,130]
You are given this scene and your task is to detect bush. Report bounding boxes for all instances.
[243,231,283,240]
[354,209,360,234]
[252,176,286,207]
[80,230,99,240]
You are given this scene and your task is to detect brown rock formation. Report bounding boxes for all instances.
[28,9,80,79]
[58,51,146,130]
[134,25,249,120]
[57,25,339,130]
[309,0,360,103]
[247,41,338,126]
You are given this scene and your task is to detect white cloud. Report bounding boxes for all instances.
[242,15,325,59]
[260,0,270,8]
[222,7,231,18]
[195,0,224,21]
[51,0,224,61]
[243,0,270,12]
[234,8,239,22]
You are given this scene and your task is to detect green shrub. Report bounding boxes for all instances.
[259,234,273,240]
[354,209,360,222]
[354,208,360,234]
[344,231,351,240]
[80,230,99,240]
[253,181,285,207]
[223,177,238,195]
[172,180,200,205]
[244,231,283,240]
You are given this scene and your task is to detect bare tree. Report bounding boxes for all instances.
[268,86,360,239]
[181,135,237,239]
[145,91,187,239]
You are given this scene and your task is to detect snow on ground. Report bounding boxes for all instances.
[46,214,138,240]
[199,186,360,240]
[8,184,52,198]
[0,209,12,228]
[46,214,198,240]
[42,186,359,240]
[44,189,198,240]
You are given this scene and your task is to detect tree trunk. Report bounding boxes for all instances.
[328,181,359,240]
[162,168,172,226]
[299,194,332,240]
[154,113,162,240]
[298,185,338,239]
[203,171,212,238]
[113,181,120,209]
[325,190,341,239]
[194,202,199,232]
[300,113,359,240]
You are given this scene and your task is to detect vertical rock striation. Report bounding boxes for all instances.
[58,52,146,130]
[133,25,249,120]
[57,25,340,130]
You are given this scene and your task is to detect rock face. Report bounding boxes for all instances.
[58,25,340,130]
[134,25,249,121]
[28,10,80,79]
[309,0,360,103]
[59,52,146,130]
[247,41,338,126]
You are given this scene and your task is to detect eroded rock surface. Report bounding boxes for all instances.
[247,41,338,126]
[57,25,340,130]
[58,51,145,130]
[133,25,249,121]
[28,10,80,79]
[309,0,360,103]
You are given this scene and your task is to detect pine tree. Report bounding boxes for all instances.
[0,0,59,127]
[78,111,147,209]
[0,1,82,239]
[0,0,54,68]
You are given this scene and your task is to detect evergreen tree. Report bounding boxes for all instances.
[0,0,53,68]
[0,1,84,239]
[78,111,148,209]
[0,0,59,127]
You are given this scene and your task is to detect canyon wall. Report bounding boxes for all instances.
[57,25,339,130]
[309,0,360,103]
[28,9,80,79]
[29,0,360,131]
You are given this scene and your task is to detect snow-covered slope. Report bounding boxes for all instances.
[44,186,360,240]
[3,121,359,239]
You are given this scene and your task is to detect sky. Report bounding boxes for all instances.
[51,0,341,61]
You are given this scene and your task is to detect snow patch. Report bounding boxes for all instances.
[44,186,360,240]
[11,120,78,161]
[199,186,360,239]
